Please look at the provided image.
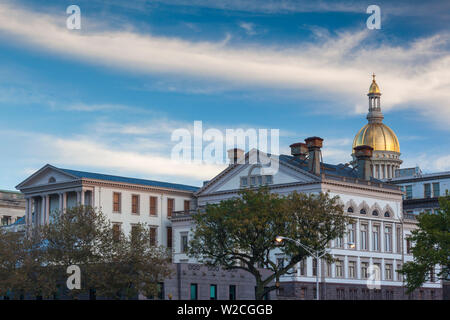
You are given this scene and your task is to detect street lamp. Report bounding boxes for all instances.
[275,236,355,300]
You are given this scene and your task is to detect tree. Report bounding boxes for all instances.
[188,187,351,300]
[400,195,450,293]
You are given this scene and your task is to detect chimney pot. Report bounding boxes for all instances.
[354,145,373,181]
[304,136,323,175]
[227,148,244,165]
[289,142,308,160]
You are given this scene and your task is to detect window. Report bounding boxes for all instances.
[312,259,317,276]
[240,177,248,187]
[167,198,174,217]
[384,211,390,217]
[406,238,412,254]
[167,227,173,249]
[277,257,285,269]
[300,288,307,299]
[336,288,345,300]
[190,284,198,300]
[250,176,256,186]
[385,264,393,280]
[372,210,379,216]
[265,175,273,184]
[361,262,369,279]
[299,259,306,276]
[348,224,355,246]
[48,177,56,183]
[257,176,263,185]
[362,288,370,300]
[157,282,165,300]
[131,224,139,242]
[396,226,402,253]
[229,285,236,300]
[149,226,158,246]
[131,195,140,215]
[430,267,435,282]
[1,216,11,226]
[405,185,413,199]
[348,261,356,278]
[432,183,440,197]
[347,207,354,213]
[113,192,121,213]
[181,233,188,253]
[335,237,343,248]
[184,200,190,213]
[372,225,380,251]
[360,208,366,214]
[150,196,158,216]
[210,284,217,300]
[385,226,392,252]
[424,183,431,198]
[112,224,121,241]
[385,290,394,300]
[360,224,368,250]
[335,260,343,278]
[396,264,403,281]
[349,288,357,300]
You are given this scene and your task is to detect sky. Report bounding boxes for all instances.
[0,0,449,190]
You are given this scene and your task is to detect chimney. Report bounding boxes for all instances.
[289,142,308,160]
[304,137,323,175]
[227,148,244,165]
[354,145,373,181]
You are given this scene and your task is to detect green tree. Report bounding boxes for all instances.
[188,187,350,300]
[400,195,450,292]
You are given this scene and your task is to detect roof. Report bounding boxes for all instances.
[60,168,200,192]
[279,154,384,183]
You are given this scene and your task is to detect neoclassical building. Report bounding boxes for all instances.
[352,75,402,180]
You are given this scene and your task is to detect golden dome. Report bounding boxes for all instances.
[368,74,380,94]
[353,123,400,153]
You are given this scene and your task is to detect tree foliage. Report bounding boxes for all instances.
[189,187,351,300]
[400,195,450,292]
[0,206,171,299]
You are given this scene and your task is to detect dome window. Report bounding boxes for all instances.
[48,177,56,183]
[360,209,366,214]
[347,207,354,213]
[372,210,379,216]
[384,211,390,217]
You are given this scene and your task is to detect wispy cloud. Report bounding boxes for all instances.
[0,2,449,128]
[239,22,257,36]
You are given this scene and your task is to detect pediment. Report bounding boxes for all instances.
[16,164,78,190]
[196,150,320,196]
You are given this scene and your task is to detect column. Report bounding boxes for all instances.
[81,189,85,206]
[380,222,385,253]
[63,192,67,210]
[59,193,64,212]
[392,223,397,253]
[46,195,50,224]
[357,257,361,279]
[76,191,81,204]
[25,198,30,225]
[40,195,46,226]
[355,220,360,250]
[368,220,373,252]
[344,256,349,279]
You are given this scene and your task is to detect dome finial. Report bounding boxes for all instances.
[372,73,376,81]
[368,73,380,94]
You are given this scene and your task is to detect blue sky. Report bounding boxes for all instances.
[0,0,449,190]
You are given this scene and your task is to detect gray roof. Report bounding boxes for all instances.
[60,168,200,192]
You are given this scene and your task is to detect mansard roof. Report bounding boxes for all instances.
[59,168,200,192]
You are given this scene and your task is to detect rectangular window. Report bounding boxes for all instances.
[299,259,306,276]
[406,238,412,254]
[385,264,393,280]
[405,185,413,200]
[181,233,188,253]
[112,224,121,241]
[312,259,317,276]
[210,284,217,300]
[424,183,431,198]
[385,226,392,252]
[240,177,248,187]
[257,176,263,185]
[157,282,164,300]
[335,237,343,248]
[348,224,355,247]
[190,284,198,300]
[150,196,158,216]
[325,262,332,277]
[361,262,369,279]
[149,227,158,246]
[360,224,368,250]
[167,198,174,218]
[113,192,121,213]
[265,175,273,184]
[396,264,403,281]
[335,260,343,278]
[348,261,356,278]
[184,200,190,213]
[229,285,236,300]
[430,267,435,282]
[131,224,139,242]
[432,183,440,197]
[372,225,380,251]
[396,226,402,253]
[167,227,173,249]
[250,176,256,186]
[336,288,345,300]
[131,194,140,215]
[300,288,306,299]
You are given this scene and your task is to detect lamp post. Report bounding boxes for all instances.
[275,236,354,300]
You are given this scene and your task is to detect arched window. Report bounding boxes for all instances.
[372,210,379,216]
[360,209,366,214]
[347,207,354,213]
[384,211,390,217]
[48,177,56,183]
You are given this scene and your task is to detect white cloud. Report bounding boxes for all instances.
[0,2,449,127]
[239,22,256,36]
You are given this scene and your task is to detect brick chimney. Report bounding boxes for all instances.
[354,145,374,181]
[227,148,244,165]
[304,137,323,175]
[289,142,308,160]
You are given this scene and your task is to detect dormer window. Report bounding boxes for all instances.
[372,210,379,216]
[240,177,248,187]
[360,209,366,214]
[48,177,56,183]
[384,211,390,217]
[347,207,354,213]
